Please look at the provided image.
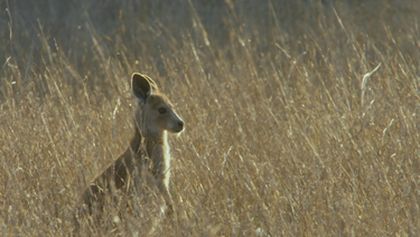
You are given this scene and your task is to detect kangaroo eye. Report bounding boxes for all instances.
[158,107,167,114]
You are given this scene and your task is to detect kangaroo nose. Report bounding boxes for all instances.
[177,121,184,130]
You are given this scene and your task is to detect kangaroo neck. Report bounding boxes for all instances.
[129,126,142,154]
[144,131,167,160]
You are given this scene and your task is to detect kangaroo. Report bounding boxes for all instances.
[76,73,184,223]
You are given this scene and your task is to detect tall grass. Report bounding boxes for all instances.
[1,0,419,236]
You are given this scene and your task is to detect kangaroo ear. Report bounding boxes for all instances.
[143,75,159,92]
[131,73,152,101]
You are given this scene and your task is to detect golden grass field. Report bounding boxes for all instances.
[0,1,419,236]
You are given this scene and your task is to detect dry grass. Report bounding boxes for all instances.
[0,1,419,236]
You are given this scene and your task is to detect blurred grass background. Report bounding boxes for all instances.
[0,0,419,236]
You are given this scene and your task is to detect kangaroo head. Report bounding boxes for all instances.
[131,73,184,137]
